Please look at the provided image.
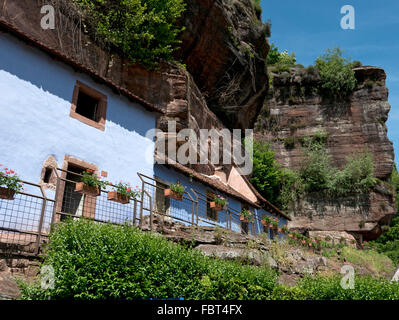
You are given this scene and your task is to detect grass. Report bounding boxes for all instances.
[341,247,395,276]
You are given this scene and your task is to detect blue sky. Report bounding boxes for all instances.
[261,0,399,165]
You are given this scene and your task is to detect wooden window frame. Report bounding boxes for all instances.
[54,155,99,223]
[70,80,107,131]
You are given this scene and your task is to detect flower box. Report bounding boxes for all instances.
[164,188,183,201]
[210,201,223,211]
[75,182,101,197]
[0,187,16,200]
[108,191,130,204]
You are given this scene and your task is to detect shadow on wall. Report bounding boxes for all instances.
[0,33,154,136]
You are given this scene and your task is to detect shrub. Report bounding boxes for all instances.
[299,139,333,193]
[267,44,296,72]
[249,140,282,205]
[315,47,357,100]
[19,219,278,300]
[296,275,399,300]
[73,0,186,69]
[328,150,377,196]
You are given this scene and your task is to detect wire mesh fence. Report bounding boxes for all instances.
[1,169,276,256]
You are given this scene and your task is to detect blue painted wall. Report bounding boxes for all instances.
[153,164,286,237]
[0,33,157,233]
[0,33,156,193]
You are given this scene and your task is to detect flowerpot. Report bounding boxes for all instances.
[0,187,16,200]
[164,189,183,201]
[278,228,282,233]
[261,220,266,226]
[268,224,273,229]
[108,191,130,204]
[210,202,223,211]
[75,182,101,197]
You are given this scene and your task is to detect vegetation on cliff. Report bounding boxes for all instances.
[315,47,358,100]
[369,165,399,264]
[251,136,377,210]
[72,0,186,68]
[18,220,399,300]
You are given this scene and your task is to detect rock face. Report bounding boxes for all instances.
[175,0,269,129]
[255,66,396,240]
[256,66,394,179]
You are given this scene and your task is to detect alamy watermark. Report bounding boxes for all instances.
[340,265,355,290]
[145,121,254,176]
[341,5,355,30]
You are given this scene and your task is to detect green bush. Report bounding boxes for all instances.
[328,151,377,196]
[267,44,296,72]
[73,0,186,68]
[296,275,399,300]
[18,220,399,300]
[19,219,278,300]
[315,47,357,99]
[249,140,283,205]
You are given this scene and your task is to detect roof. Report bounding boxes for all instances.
[156,156,261,208]
[0,18,165,115]
[156,155,291,220]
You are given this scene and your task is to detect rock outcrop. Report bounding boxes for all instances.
[175,0,269,130]
[255,66,396,240]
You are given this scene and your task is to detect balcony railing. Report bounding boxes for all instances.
[0,168,275,256]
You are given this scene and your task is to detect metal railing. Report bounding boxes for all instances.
[0,169,278,256]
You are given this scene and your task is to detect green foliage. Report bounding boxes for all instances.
[267,44,296,72]
[169,182,185,195]
[295,275,399,300]
[315,47,357,100]
[341,247,395,275]
[81,169,108,189]
[0,164,24,192]
[73,0,186,69]
[299,138,333,193]
[19,219,278,300]
[110,182,141,199]
[297,137,376,195]
[241,208,255,222]
[252,0,262,18]
[213,195,227,207]
[249,140,283,205]
[328,151,377,196]
[18,220,399,300]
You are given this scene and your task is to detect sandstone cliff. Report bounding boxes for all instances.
[255,66,396,240]
[175,0,269,130]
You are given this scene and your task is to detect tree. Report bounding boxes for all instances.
[73,0,186,68]
[315,47,357,99]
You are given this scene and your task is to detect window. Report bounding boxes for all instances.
[43,167,53,184]
[70,81,107,131]
[206,190,218,221]
[54,155,99,223]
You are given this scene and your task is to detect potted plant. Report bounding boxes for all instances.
[261,216,271,226]
[108,182,141,204]
[164,182,185,201]
[210,195,227,211]
[271,217,279,229]
[240,208,254,223]
[75,169,107,197]
[0,165,24,200]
